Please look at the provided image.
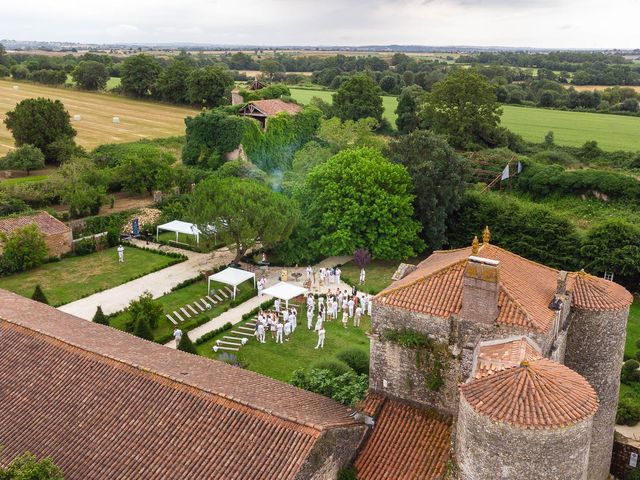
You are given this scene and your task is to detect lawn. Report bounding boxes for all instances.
[0,79,197,156]
[0,246,179,306]
[197,309,371,383]
[623,297,640,360]
[156,231,222,252]
[109,278,256,342]
[340,256,427,294]
[0,175,49,186]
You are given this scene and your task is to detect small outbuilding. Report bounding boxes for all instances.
[239,99,303,129]
[0,211,72,257]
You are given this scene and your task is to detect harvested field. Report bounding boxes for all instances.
[0,79,197,155]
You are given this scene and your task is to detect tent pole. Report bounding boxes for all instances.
[207,278,210,295]
[234,285,237,300]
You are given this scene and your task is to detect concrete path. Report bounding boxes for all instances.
[167,255,355,348]
[58,240,235,320]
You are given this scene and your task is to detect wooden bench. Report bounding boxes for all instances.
[180,307,191,319]
[174,311,185,322]
[187,304,199,316]
[166,314,177,325]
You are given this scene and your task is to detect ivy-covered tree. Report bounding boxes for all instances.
[182,111,247,168]
[189,177,299,262]
[4,98,77,163]
[390,130,467,249]
[295,147,424,259]
[120,54,161,97]
[332,74,384,122]
[31,284,49,305]
[186,66,234,108]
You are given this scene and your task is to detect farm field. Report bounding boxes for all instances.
[569,85,640,92]
[0,79,197,155]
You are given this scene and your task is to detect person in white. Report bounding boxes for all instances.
[284,319,292,342]
[367,294,373,316]
[335,267,342,285]
[348,298,355,318]
[329,268,335,284]
[257,278,264,297]
[289,309,297,332]
[337,290,343,311]
[354,306,362,327]
[257,323,266,343]
[315,327,326,349]
[315,312,323,331]
[274,298,281,313]
[341,310,348,329]
[173,328,183,344]
[306,266,313,281]
[275,322,284,344]
[117,244,125,263]
[359,268,366,284]
[307,304,314,330]
[332,298,339,320]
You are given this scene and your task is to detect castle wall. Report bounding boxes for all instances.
[564,306,630,480]
[456,395,592,480]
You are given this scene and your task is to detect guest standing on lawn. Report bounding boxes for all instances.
[117,244,125,263]
[276,322,284,344]
[315,327,326,349]
[173,328,182,344]
[359,268,366,284]
[354,306,362,327]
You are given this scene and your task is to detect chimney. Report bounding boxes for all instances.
[460,256,500,325]
[556,270,568,295]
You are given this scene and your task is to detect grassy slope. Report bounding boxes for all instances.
[0,78,197,155]
[109,278,256,342]
[340,258,426,294]
[0,246,176,306]
[289,87,640,151]
[196,311,371,383]
[624,298,640,359]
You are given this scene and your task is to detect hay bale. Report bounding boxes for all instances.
[73,114,81,121]
[12,85,19,90]
[112,116,120,124]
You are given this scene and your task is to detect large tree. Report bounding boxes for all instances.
[120,54,162,97]
[296,147,424,259]
[395,85,425,134]
[390,130,467,249]
[156,60,193,104]
[189,177,299,261]
[420,69,503,149]
[186,66,234,108]
[72,60,109,90]
[0,144,45,174]
[332,74,384,122]
[4,97,77,163]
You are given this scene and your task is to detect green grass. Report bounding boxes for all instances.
[501,105,640,152]
[196,311,371,382]
[0,175,48,186]
[156,231,221,252]
[339,256,428,294]
[66,75,121,91]
[109,278,256,342]
[623,298,640,360]
[0,246,178,306]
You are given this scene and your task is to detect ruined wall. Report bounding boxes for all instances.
[564,306,630,480]
[46,230,73,257]
[456,396,592,480]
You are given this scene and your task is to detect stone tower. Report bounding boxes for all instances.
[564,272,633,480]
[456,358,598,480]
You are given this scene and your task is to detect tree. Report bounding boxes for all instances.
[353,248,372,269]
[120,54,161,97]
[128,291,163,330]
[0,452,64,480]
[4,98,77,163]
[186,66,234,108]
[390,130,467,249]
[395,85,424,134]
[316,117,387,154]
[177,333,197,354]
[31,284,49,305]
[189,177,299,261]
[260,59,285,80]
[0,224,48,273]
[54,157,107,218]
[182,111,247,168]
[296,147,424,260]
[117,152,173,194]
[332,74,384,122]
[420,69,503,149]
[133,317,153,341]
[156,60,193,103]
[72,60,109,90]
[0,144,45,174]
[10,65,29,80]
[92,306,109,325]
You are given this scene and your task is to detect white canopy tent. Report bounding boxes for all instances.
[208,267,256,299]
[156,220,202,245]
[261,281,308,309]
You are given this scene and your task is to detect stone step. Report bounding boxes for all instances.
[180,307,191,319]
[166,314,177,325]
[194,302,205,312]
[233,331,254,337]
[187,304,199,316]
[224,336,246,342]
[218,289,229,299]
[237,326,254,332]
[199,299,211,310]
[173,311,185,322]
[213,294,223,302]
[205,295,217,305]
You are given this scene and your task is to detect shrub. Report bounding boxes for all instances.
[312,359,352,377]
[337,467,358,480]
[0,224,48,273]
[336,348,370,375]
[290,368,368,407]
[177,332,198,354]
[128,291,163,330]
[617,396,640,426]
[31,284,49,304]
[92,306,109,325]
[73,237,97,256]
[621,360,640,385]
[532,150,577,167]
[195,322,233,345]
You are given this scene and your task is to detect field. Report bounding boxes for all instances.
[0,79,197,155]
[0,246,178,306]
[569,85,640,93]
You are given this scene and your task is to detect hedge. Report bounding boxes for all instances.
[194,322,233,345]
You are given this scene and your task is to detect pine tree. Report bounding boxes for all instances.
[177,333,197,354]
[92,306,109,326]
[133,318,153,341]
[31,284,49,305]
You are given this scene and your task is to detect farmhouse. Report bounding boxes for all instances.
[0,211,72,257]
[366,228,632,479]
[0,289,366,480]
[239,99,303,128]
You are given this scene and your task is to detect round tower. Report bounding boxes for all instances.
[564,272,633,480]
[456,358,598,480]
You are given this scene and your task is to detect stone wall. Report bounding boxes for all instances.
[611,433,640,479]
[564,306,630,480]
[45,230,73,257]
[456,395,592,480]
[295,425,367,480]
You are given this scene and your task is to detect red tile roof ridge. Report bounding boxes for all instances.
[567,271,633,311]
[481,243,560,274]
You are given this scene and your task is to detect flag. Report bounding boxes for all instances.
[501,165,510,181]
[517,161,523,173]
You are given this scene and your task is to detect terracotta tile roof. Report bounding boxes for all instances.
[242,99,303,116]
[355,395,452,480]
[0,289,361,480]
[0,211,69,236]
[377,243,559,332]
[474,337,542,379]
[568,272,633,311]
[356,391,386,417]
[461,358,598,429]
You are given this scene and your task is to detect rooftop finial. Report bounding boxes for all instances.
[471,235,479,254]
[520,360,529,367]
[482,226,491,244]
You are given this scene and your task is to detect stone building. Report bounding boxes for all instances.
[239,99,303,129]
[363,228,632,479]
[0,211,72,257]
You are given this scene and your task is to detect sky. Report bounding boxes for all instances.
[1,0,639,49]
